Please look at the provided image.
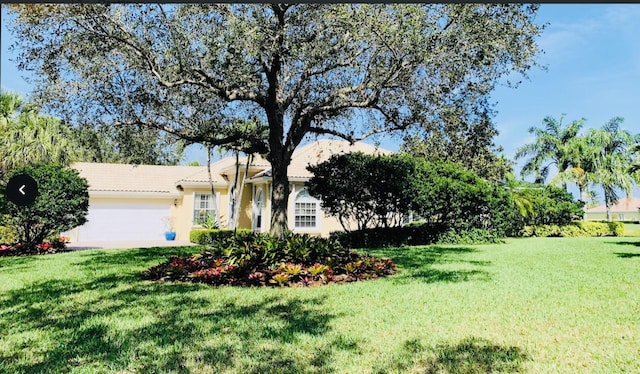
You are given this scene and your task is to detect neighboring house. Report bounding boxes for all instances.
[65,139,391,242]
[585,197,640,222]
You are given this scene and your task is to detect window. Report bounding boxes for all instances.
[193,193,216,226]
[294,189,319,229]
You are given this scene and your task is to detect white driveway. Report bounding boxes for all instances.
[67,240,196,250]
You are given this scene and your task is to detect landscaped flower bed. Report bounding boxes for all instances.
[142,232,395,287]
[0,237,68,257]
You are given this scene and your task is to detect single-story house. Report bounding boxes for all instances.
[585,196,640,222]
[64,139,391,242]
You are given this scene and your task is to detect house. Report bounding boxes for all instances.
[585,197,640,222]
[64,139,391,242]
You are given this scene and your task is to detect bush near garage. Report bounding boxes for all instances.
[0,163,89,252]
[143,231,395,287]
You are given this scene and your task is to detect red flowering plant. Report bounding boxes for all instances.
[0,239,67,256]
[0,244,15,256]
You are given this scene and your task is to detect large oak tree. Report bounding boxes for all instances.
[6,4,543,237]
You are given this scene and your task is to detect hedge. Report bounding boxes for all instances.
[520,221,624,237]
[189,229,253,245]
[329,223,503,248]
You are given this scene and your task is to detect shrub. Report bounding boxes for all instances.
[189,229,252,245]
[306,152,417,230]
[2,163,89,246]
[0,224,18,244]
[436,228,504,245]
[520,221,624,237]
[331,223,505,248]
[203,231,354,268]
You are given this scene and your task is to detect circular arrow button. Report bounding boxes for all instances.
[6,174,39,206]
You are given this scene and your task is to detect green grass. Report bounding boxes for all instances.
[1,238,639,373]
[623,223,640,237]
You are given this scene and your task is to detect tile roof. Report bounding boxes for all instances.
[71,162,212,193]
[71,140,393,192]
[586,196,640,213]
[250,139,393,180]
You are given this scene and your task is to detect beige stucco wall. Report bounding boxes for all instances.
[176,179,359,240]
[287,182,344,237]
[176,186,227,241]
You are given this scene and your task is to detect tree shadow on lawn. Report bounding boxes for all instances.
[366,246,492,284]
[0,254,41,272]
[615,252,640,258]
[613,241,640,247]
[374,337,530,374]
[75,245,203,266]
[0,273,356,373]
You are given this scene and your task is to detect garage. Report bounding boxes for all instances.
[75,200,172,242]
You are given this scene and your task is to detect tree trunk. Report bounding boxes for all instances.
[227,151,241,229]
[206,144,217,226]
[605,191,613,222]
[578,183,588,221]
[270,157,290,238]
[234,154,252,232]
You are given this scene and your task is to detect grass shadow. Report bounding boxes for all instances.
[366,246,491,284]
[0,257,355,373]
[374,337,529,374]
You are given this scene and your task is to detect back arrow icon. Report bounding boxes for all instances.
[19,185,26,195]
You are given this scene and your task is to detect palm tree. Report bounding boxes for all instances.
[515,114,586,190]
[550,133,599,220]
[0,92,89,173]
[630,143,640,175]
[587,117,639,221]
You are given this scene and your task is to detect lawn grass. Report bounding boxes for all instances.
[623,222,640,237]
[1,238,639,373]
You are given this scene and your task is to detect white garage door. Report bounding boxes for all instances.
[77,201,171,241]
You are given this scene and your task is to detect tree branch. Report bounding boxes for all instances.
[113,119,243,146]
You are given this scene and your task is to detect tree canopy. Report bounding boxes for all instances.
[6,4,544,237]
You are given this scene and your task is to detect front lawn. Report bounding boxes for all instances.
[1,238,639,373]
[624,222,640,236]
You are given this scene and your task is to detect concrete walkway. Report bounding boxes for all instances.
[67,240,196,251]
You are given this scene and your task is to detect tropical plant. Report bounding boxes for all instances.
[501,172,535,219]
[6,4,544,237]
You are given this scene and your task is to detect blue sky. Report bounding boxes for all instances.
[2,4,639,199]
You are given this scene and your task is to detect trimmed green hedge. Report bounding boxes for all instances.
[520,221,624,237]
[329,223,503,249]
[189,229,253,245]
